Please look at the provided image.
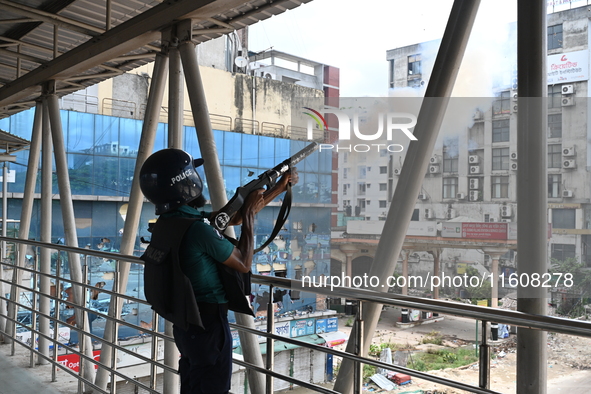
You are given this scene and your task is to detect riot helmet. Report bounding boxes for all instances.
[139,148,204,215]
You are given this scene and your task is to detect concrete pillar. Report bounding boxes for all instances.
[483,249,505,308]
[401,250,409,296]
[39,101,52,364]
[94,53,169,391]
[46,88,96,385]
[178,20,266,394]
[428,249,442,300]
[516,1,548,392]
[333,2,481,392]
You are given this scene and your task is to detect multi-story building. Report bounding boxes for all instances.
[0,39,338,315]
[331,5,591,297]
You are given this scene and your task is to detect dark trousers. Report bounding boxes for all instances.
[173,305,232,394]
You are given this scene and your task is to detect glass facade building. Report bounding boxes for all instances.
[0,108,332,317]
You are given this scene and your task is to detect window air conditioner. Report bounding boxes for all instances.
[511,162,518,171]
[563,147,575,157]
[393,167,401,176]
[456,193,466,200]
[430,156,440,164]
[562,84,574,95]
[470,166,481,174]
[424,208,434,219]
[418,193,428,200]
[562,97,575,107]
[446,209,457,219]
[469,178,479,190]
[429,165,440,174]
[563,159,576,169]
[563,190,574,198]
[501,205,513,218]
[510,152,518,160]
[468,155,479,164]
[469,190,480,201]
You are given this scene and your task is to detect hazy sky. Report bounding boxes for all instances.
[248,0,520,97]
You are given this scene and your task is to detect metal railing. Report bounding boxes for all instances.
[2,236,591,393]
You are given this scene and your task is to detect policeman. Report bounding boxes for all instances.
[139,148,295,394]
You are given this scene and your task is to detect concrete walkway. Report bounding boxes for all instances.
[0,350,63,394]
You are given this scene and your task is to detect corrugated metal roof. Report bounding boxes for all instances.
[0,0,312,119]
[0,128,30,152]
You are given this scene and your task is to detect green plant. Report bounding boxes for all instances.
[345,318,354,327]
[421,330,444,345]
[363,364,376,379]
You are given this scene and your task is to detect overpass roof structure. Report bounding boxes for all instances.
[0,0,312,119]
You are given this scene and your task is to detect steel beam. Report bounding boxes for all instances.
[179,34,267,394]
[94,52,169,391]
[333,1,481,392]
[516,1,548,393]
[46,89,96,385]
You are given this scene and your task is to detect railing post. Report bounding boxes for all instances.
[30,267,38,368]
[110,265,120,394]
[52,252,62,382]
[353,301,363,394]
[266,284,275,394]
[478,320,490,389]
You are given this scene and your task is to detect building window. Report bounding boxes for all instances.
[380,149,388,157]
[443,177,458,199]
[379,183,387,191]
[548,85,562,109]
[343,152,348,163]
[442,136,459,173]
[493,91,511,115]
[379,200,387,208]
[358,183,366,195]
[551,244,575,261]
[548,144,562,168]
[343,168,348,179]
[343,184,349,195]
[408,54,421,75]
[548,174,561,198]
[379,166,387,174]
[492,147,510,171]
[548,24,563,50]
[492,119,510,143]
[358,166,366,179]
[492,176,509,198]
[389,59,395,88]
[548,114,562,138]
[552,208,576,229]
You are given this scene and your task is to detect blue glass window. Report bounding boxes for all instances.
[223,133,242,166]
[241,134,259,168]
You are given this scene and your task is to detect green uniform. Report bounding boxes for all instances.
[162,205,234,304]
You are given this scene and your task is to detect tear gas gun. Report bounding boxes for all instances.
[211,142,318,233]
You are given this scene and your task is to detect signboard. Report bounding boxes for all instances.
[290,318,316,338]
[547,50,589,84]
[346,220,436,236]
[326,317,338,333]
[461,222,508,240]
[316,319,327,334]
[407,221,437,237]
[315,318,339,334]
[0,170,15,183]
[441,222,462,238]
[58,350,101,372]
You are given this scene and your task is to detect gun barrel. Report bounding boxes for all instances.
[289,142,319,166]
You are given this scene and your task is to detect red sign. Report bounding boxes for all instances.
[461,223,508,240]
[58,350,101,372]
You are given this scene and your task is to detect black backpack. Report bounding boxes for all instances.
[141,216,254,331]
